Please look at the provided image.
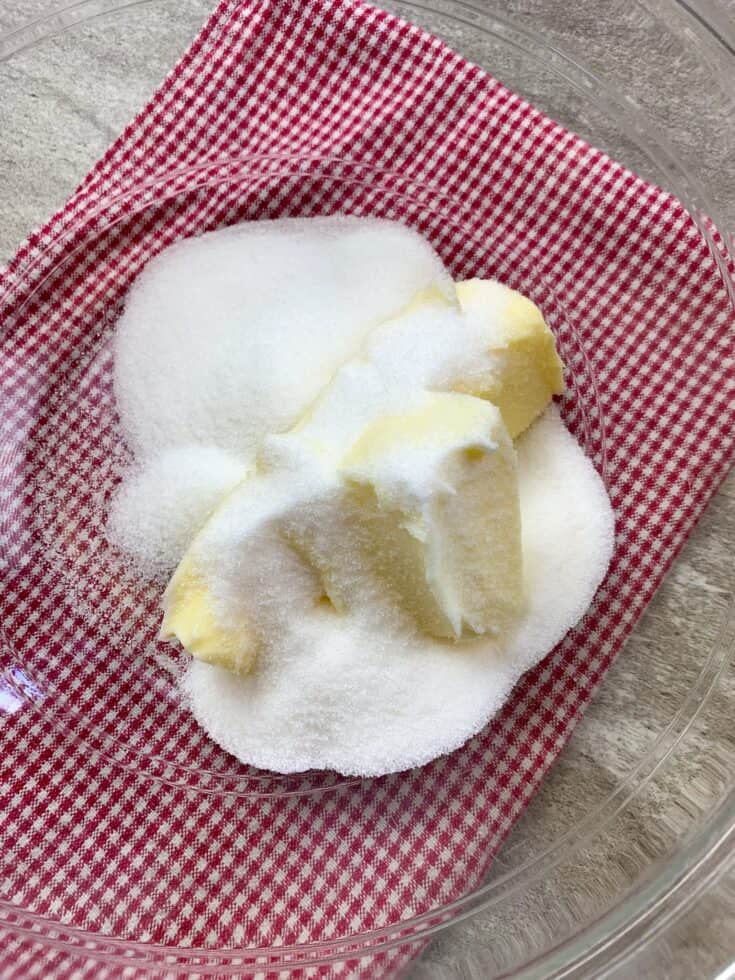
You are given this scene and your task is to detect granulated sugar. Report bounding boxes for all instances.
[183,407,614,776]
[108,446,251,577]
[113,216,451,461]
[110,215,614,776]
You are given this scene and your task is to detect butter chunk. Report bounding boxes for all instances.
[159,471,323,676]
[455,278,564,438]
[338,391,523,639]
[160,554,258,676]
[161,393,523,667]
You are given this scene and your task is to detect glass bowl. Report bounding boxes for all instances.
[0,2,733,977]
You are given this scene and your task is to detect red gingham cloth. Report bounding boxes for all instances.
[1,1,734,977]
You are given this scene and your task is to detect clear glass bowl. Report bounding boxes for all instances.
[0,2,733,977]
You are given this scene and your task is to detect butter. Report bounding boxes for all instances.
[159,470,325,677]
[340,392,523,638]
[160,276,563,675]
[160,554,257,675]
[161,392,523,670]
[455,278,564,437]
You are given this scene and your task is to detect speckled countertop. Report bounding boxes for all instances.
[1,2,734,977]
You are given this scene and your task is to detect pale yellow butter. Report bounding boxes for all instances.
[160,553,257,675]
[339,391,523,638]
[455,278,564,438]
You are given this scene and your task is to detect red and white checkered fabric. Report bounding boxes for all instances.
[1,1,733,977]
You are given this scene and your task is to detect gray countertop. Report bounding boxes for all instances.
[1,2,734,978]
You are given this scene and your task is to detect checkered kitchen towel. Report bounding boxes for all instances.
[1,1,734,977]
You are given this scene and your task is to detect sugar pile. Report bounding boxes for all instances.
[113,216,451,461]
[183,407,613,776]
[110,215,615,777]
